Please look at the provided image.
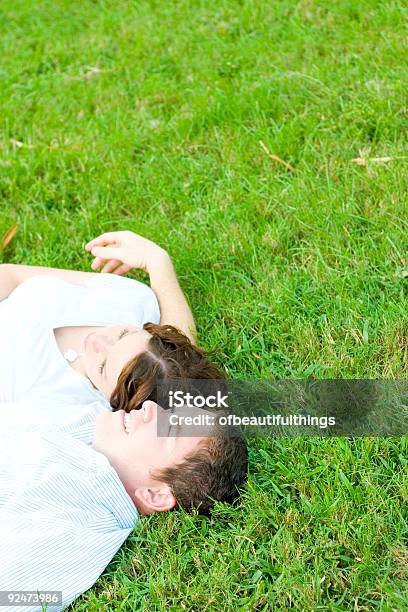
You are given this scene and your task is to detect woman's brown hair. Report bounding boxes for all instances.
[110,322,225,413]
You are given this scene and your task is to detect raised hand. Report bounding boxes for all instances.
[84,230,169,275]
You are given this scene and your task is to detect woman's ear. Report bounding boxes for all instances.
[133,485,176,515]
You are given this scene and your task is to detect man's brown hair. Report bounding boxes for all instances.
[152,426,248,515]
[110,323,248,514]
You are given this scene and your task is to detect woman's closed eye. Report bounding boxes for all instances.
[98,360,106,375]
[98,329,129,374]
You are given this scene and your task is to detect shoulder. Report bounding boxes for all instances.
[86,274,160,325]
[87,272,155,298]
[4,275,77,321]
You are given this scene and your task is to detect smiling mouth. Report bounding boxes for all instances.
[122,410,131,434]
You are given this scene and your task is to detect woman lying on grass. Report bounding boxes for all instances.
[0,230,248,515]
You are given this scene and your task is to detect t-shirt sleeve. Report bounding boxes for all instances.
[82,273,161,328]
[5,273,160,329]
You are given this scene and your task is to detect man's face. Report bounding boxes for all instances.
[93,401,205,514]
[82,325,151,398]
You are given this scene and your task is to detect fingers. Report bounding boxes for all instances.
[91,258,131,275]
[91,256,106,270]
[85,232,121,251]
[89,245,119,260]
[112,263,132,275]
[100,259,122,274]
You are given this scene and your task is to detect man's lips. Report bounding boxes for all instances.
[117,409,126,431]
[118,409,132,434]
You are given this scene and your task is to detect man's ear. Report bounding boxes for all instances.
[141,400,158,423]
[133,485,176,515]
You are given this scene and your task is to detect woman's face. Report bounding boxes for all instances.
[82,325,151,398]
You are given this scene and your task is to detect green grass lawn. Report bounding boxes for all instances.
[1,0,407,609]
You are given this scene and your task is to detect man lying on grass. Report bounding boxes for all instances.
[0,230,248,611]
[0,398,246,611]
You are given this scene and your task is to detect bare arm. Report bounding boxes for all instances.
[0,231,198,343]
[86,231,197,343]
[147,254,197,343]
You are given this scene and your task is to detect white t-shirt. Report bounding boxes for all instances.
[0,274,160,420]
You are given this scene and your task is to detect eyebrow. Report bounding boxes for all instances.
[104,331,137,382]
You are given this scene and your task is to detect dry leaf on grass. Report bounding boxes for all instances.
[350,157,367,166]
[371,157,393,163]
[10,138,24,148]
[351,153,393,166]
[83,66,104,79]
[394,269,408,278]
[10,138,34,149]
[259,140,295,172]
[262,233,278,248]
[1,223,18,250]
[67,66,111,81]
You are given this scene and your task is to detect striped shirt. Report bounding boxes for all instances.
[0,402,138,612]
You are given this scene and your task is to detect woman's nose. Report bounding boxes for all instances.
[91,334,113,353]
